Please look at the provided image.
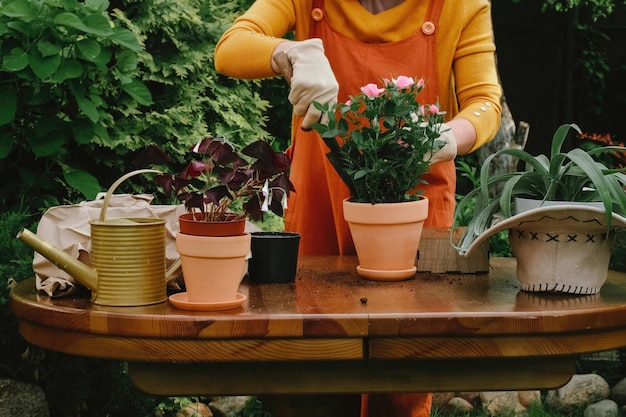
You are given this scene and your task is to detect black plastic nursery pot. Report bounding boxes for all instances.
[248,232,301,283]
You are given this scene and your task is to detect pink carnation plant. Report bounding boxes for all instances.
[312,75,447,204]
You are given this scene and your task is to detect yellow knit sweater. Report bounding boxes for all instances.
[215,0,502,150]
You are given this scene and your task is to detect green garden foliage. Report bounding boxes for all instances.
[0,0,277,414]
[534,0,621,20]
[511,0,623,21]
[455,155,514,258]
[0,0,273,216]
[112,0,273,156]
[0,0,151,208]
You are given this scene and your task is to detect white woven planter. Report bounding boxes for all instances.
[509,217,612,294]
[461,200,626,295]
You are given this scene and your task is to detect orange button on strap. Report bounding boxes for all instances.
[422,21,436,35]
[311,8,324,21]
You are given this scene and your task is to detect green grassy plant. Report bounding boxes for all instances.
[454,155,513,257]
[453,123,626,254]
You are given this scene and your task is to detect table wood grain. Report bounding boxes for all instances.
[10,257,626,395]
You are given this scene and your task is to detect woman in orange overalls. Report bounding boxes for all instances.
[216,0,502,415]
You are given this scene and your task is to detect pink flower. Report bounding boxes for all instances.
[428,104,440,114]
[416,78,425,89]
[392,76,414,89]
[345,99,352,106]
[361,83,384,98]
[396,139,409,148]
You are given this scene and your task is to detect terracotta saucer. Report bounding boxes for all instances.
[168,292,246,311]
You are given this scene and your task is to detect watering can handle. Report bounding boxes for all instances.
[99,169,163,222]
[165,258,181,282]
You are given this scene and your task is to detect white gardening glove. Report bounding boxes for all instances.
[427,123,458,164]
[283,39,339,130]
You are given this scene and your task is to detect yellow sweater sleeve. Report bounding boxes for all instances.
[445,1,502,150]
[214,0,502,149]
[214,0,308,79]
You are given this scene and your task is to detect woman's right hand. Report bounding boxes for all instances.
[272,39,339,130]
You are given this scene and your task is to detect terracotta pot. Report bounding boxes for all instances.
[176,232,251,303]
[178,213,246,236]
[343,198,429,280]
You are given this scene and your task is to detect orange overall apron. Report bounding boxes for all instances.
[285,1,453,415]
[284,0,456,258]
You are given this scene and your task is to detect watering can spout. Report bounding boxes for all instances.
[17,228,99,291]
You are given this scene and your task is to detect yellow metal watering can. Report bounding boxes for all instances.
[17,169,178,306]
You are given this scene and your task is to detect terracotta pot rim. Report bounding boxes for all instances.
[179,212,245,221]
[343,197,429,224]
[178,213,246,236]
[343,196,427,205]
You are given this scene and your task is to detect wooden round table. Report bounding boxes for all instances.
[10,257,626,396]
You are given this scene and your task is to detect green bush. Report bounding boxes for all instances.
[0,0,151,208]
[113,0,273,152]
[1,0,279,414]
[0,0,273,215]
[0,210,38,386]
